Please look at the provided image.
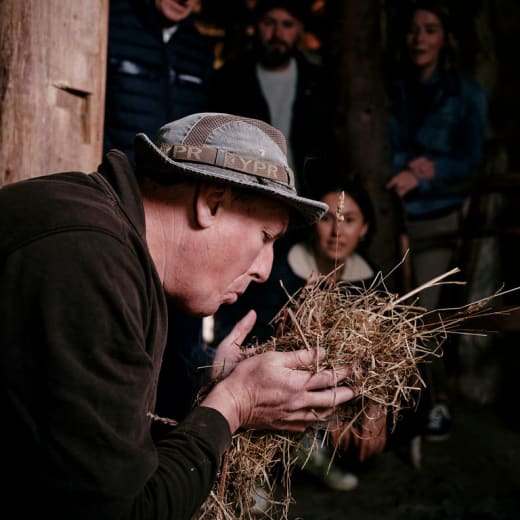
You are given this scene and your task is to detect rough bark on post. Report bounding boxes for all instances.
[323,0,402,291]
[0,0,108,185]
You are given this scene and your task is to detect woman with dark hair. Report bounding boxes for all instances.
[386,0,488,440]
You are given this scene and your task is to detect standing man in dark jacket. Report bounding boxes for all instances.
[104,0,215,164]
[209,0,326,193]
[104,0,216,424]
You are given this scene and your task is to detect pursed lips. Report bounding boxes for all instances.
[224,287,246,304]
[223,292,239,305]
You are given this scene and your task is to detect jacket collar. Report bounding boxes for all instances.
[97,149,146,238]
[287,242,374,282]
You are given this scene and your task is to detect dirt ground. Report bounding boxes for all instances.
[288,389,520,520]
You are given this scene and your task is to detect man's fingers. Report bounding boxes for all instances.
[272,402,354,431]
[304,366,349,390]
[227,309,256,347]
[211,311,257,380]
[303,385,355,409]
[282,346,326,368]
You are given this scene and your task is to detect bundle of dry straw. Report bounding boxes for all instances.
[195,267,507,520]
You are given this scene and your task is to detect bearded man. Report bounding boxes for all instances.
[209,0,328,192]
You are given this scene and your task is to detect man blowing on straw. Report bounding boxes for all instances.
[0,112,354,519]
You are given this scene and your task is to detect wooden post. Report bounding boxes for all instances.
[323,0,402,291]
[0,0,108,185]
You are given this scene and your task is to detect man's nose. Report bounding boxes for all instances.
[250,245,274,283]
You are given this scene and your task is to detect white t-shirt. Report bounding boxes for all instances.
[256,58,297,171]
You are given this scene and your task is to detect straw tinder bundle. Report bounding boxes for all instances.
[195,267,506,520]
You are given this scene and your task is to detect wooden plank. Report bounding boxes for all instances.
[324,0,402,291]
[0,0,108,185]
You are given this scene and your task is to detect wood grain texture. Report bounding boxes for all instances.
[0,0,108,184]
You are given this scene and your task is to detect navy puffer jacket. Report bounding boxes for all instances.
[104,0,215,163]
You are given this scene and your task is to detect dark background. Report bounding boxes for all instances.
[194,3,520,517]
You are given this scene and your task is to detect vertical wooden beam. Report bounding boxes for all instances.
[323,0,402,290]
[0,0,108,185]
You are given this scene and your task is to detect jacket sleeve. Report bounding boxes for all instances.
[418,80,488,193]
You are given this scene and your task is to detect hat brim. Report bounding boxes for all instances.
[134,133,327,227]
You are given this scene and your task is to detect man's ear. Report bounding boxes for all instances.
[194,182,228,229]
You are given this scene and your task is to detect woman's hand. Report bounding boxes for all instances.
[386,170,419,197]
[407,157,435,180]
[387,157,436,198]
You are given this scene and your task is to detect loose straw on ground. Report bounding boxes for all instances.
[193,267,514,520]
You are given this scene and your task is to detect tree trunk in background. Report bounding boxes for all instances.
[0,0,108,185]
[323,0,403,291]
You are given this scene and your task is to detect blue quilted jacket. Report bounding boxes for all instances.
[388,69,488,216]
[104,0,214,163]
